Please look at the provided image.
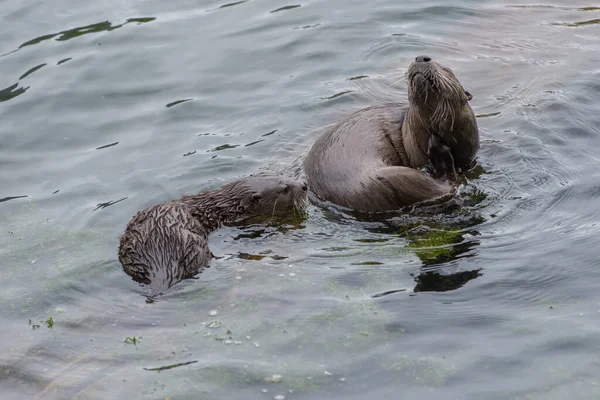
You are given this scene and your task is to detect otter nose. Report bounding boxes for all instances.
[301,182,308,191]
[415,55,431,63]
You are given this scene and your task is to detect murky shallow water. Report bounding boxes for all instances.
[2,0,600,399]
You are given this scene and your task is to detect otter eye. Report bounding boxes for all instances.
[252,194,262,202]
[464,91,473,101]
[282,185,290,193]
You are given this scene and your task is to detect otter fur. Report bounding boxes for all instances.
[427,133,456,182]
[118,176,308,293]
[304,55,479,213]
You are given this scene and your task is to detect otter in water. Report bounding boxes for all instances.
[304,55,479,213]
[118,176,308,294]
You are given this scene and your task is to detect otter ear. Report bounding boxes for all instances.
[464,91,473,101]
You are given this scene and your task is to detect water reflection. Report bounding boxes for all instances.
[0,83,29,102]
[0,17,156,104]
[270,5,301,13]
[0,195,28,203]
[362,204,484,292]
[19,63,47,80]
[552,19,600,27]
[93,197,128,211]
[412,269,482,293]
[216,1,248,10]
[143,360,198,372]
[18,18,156,49]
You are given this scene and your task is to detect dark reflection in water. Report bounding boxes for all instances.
[143,360,198,372]
[372,289,407,298]
[57,57,72,65]
[93,197,128,211]
[0,83,29,102]
[0,17,156,104]
[270,5,301,13]
[18,18,156,49]
[95,142,119,150]
[216,1,248,10]
[0,195,28,203]
[412,269,482,293]
[166,98,193,108]
[552,19,600,27]
[19,63,47,80]
[356,199,486,292]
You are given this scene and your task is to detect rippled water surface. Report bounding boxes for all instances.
[2,0,600,399]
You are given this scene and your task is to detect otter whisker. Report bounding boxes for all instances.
[390,76,406,88]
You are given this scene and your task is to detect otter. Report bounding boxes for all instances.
[304,55,479,213]
[118,176,308,294]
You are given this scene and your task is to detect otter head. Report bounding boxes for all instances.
[407,55,473,130]
[405,55,479,168]
[222,176,308,222]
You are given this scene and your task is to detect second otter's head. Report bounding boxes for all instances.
[221,176,309,222]
[407,55,473,129]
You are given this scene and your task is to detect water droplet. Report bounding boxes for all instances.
[340,377,346,382]
[324,370,332,376]
[261,389,268,393]
[274,395,285,400]
[209,310,218,316]
[289,273,296,277]
[31,259,36,264]
[254,342,261,348]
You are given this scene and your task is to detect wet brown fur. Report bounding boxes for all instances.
[304,57,479,213]
[118,176,307,293]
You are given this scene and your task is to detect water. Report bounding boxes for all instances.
[1,0,600,399]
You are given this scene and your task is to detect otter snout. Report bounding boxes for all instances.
[415,55,431,63]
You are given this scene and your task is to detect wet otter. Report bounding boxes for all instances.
[118,176,308,294]
[304,55,479,213]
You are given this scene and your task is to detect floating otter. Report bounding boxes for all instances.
[304,55,479,213]
[118,176,308,294]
